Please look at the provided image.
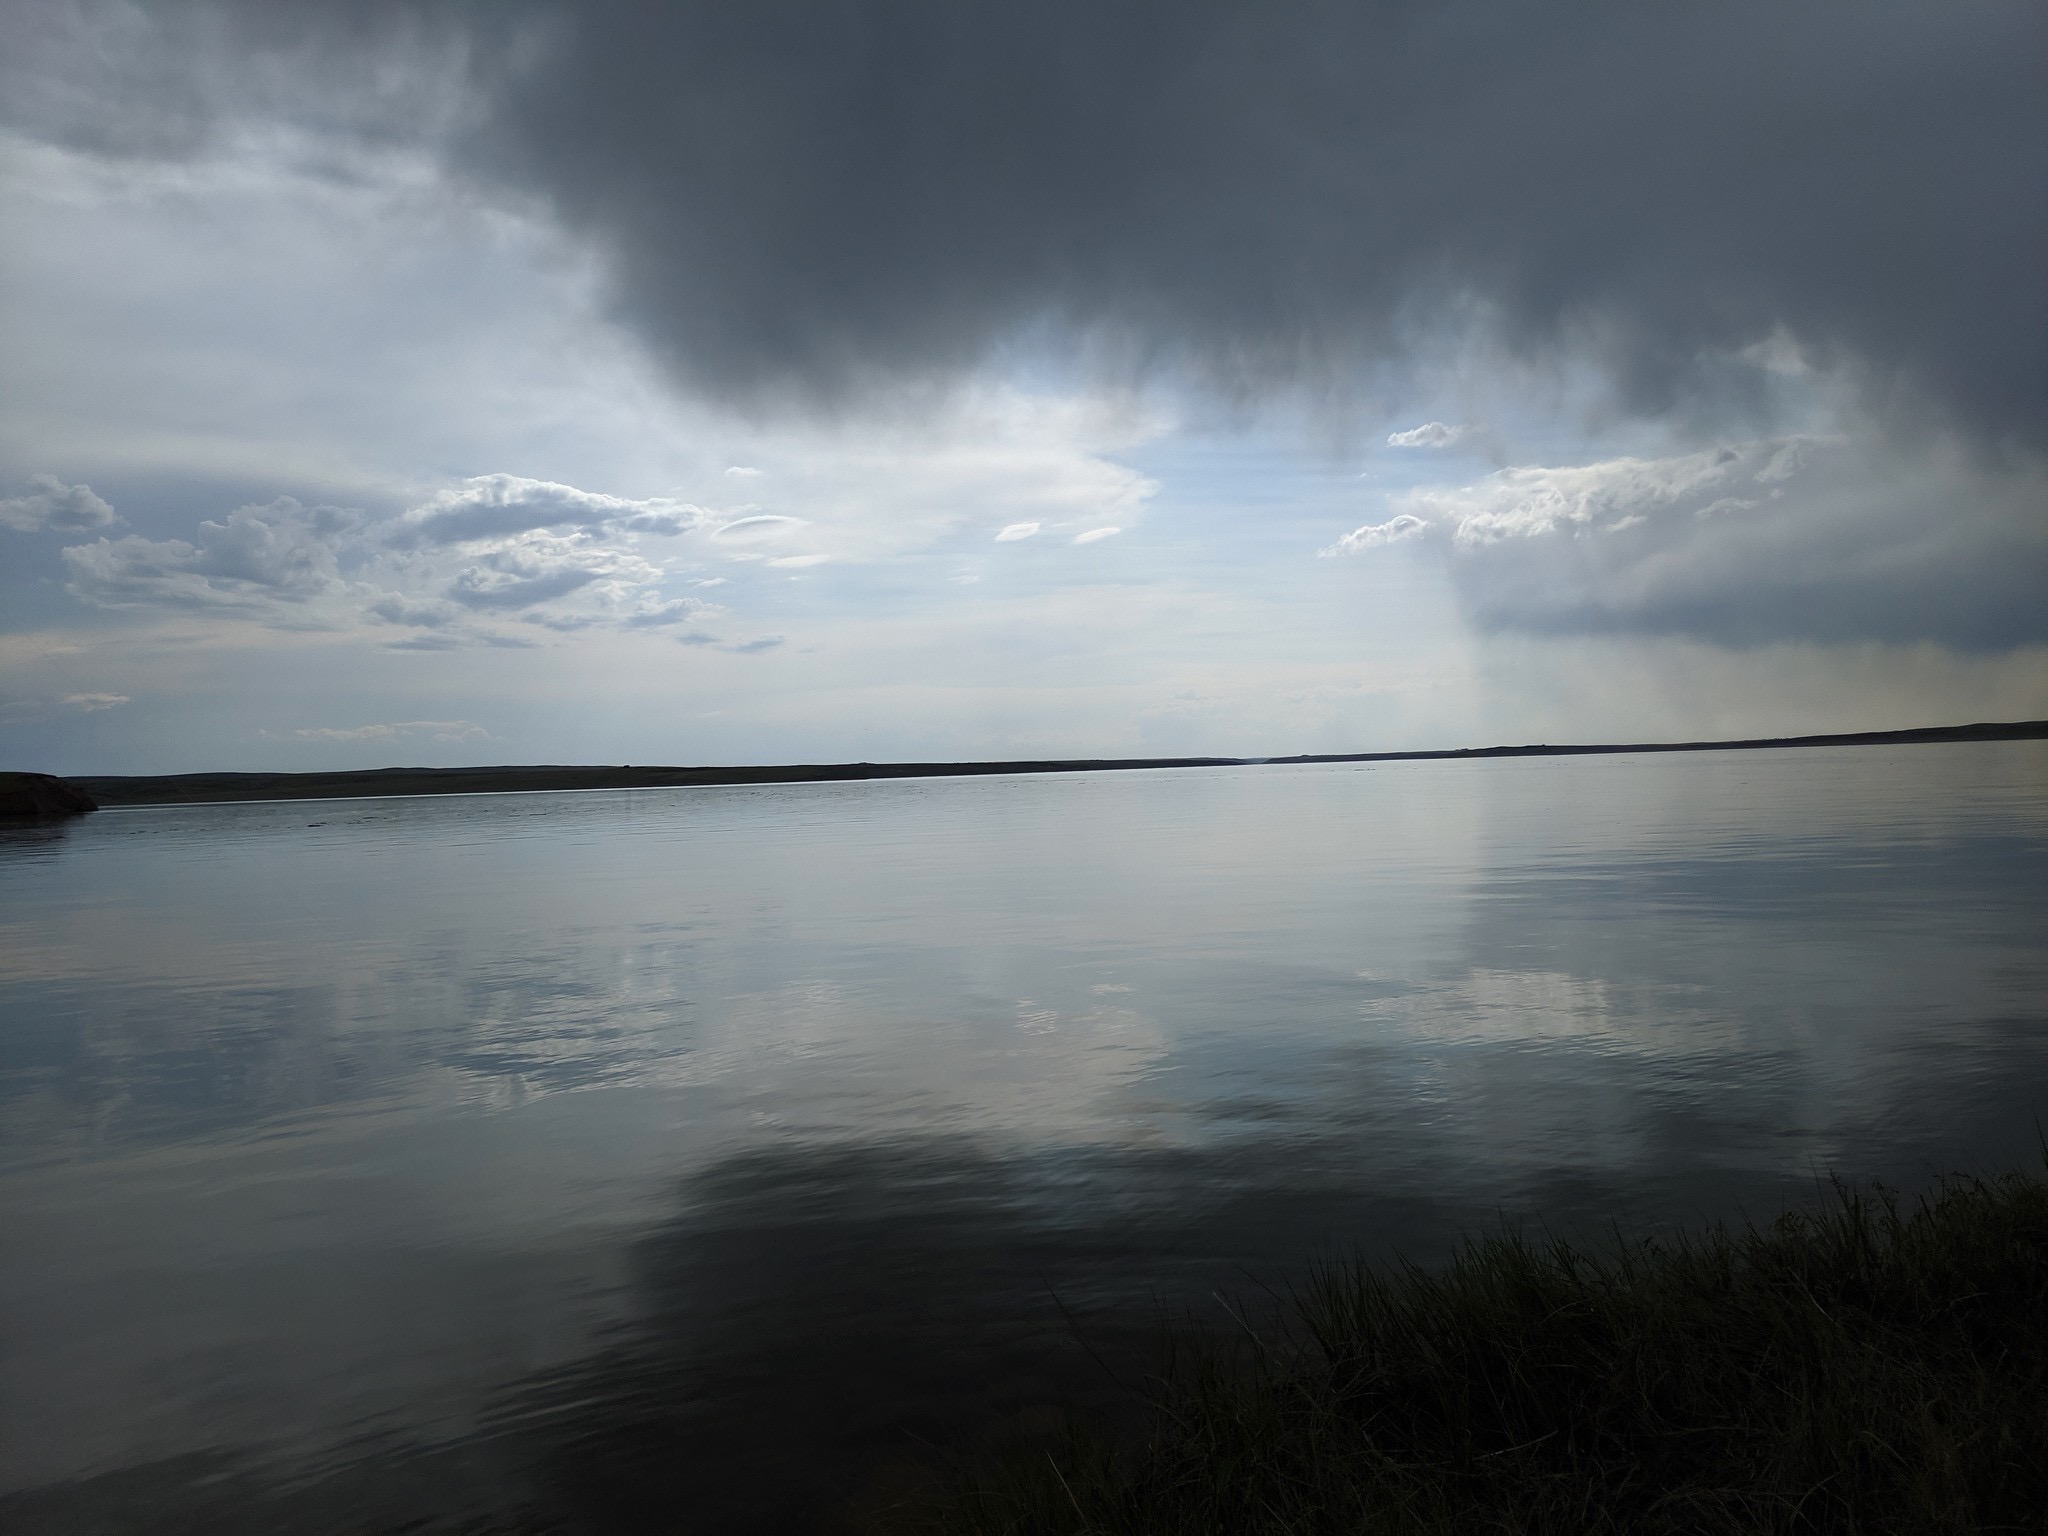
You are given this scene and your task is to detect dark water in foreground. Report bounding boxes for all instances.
[2,745,2044,1531]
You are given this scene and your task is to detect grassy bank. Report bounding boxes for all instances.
[907,1165,2048,1535]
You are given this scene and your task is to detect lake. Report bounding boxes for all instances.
[2,743,2044,1532]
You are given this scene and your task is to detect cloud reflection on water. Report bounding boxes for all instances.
[0,748,2043,1530]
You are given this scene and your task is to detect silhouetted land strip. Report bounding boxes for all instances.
[65,718,2048,807]
[910,1164,2048,1535]
[0,771,98,821]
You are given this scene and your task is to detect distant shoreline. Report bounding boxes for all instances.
[59,718,2048,808]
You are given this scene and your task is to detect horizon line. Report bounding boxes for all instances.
[58,718,2048,807]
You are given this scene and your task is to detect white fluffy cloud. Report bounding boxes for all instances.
[0,474,117,532]
[1407,441,1808,549]
[442,533,658,613]
[711,513,804,543]
[1326,435,2048,649]
[1319,514,1427,557]
[290,720,489,744]
[57,481,700,643]
[390,474,707,546]
[26,385,1165,668]
[1386,422,1466,449]
[63,498,354,618]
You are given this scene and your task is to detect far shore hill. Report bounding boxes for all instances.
[61,719,2048,808]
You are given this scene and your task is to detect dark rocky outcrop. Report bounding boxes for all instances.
[0,772,99,821]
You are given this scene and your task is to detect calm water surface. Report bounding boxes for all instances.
[2,746,2045,1530]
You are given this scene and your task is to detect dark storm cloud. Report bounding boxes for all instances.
[0,0,480,160]
[11,1,2044,443]
[7,2,2043,657]
[470,0,2045,441]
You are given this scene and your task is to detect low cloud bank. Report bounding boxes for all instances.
[1327,436,2048,650]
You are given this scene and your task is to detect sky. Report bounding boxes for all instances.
[2,0,2044,774]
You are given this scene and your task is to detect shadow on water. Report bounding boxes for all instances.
[486,1138,1212,1533]
[477,1019,2048,1534]
[412,1137,1808,1533]
[1,1139,1360,1532]
[9,1091,2048,1534]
